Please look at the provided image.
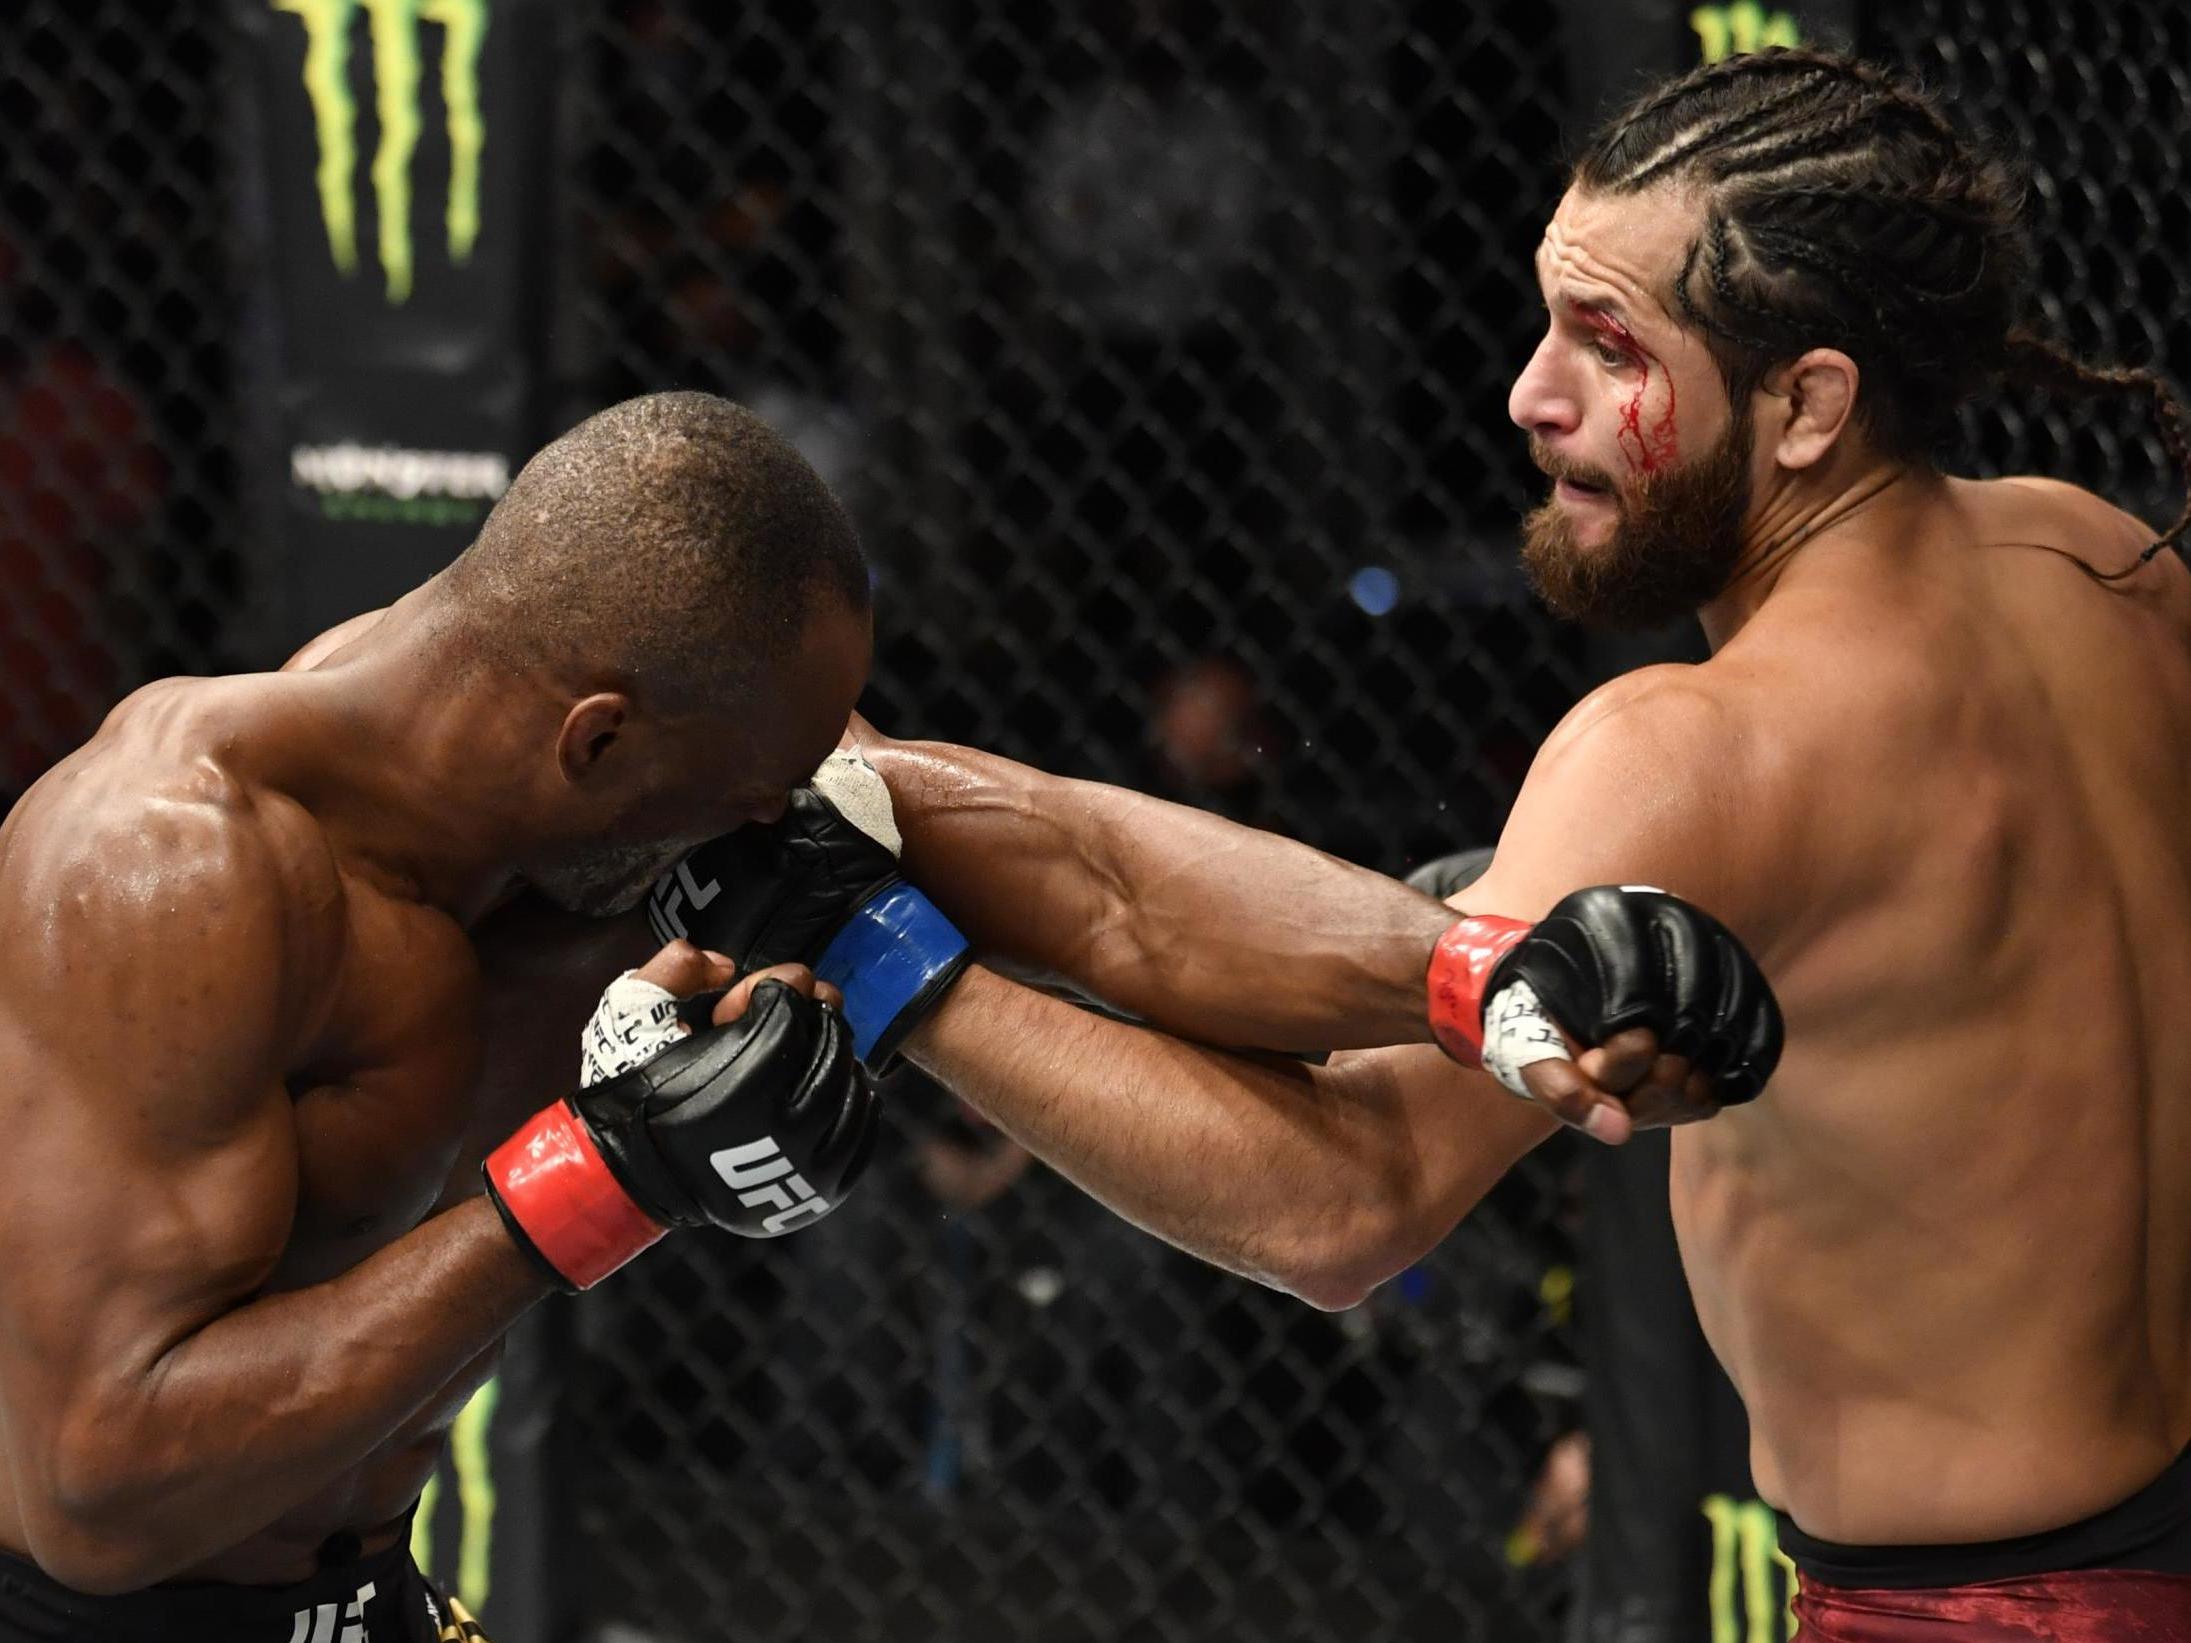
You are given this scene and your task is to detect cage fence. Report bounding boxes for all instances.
[0,1,2184,1639]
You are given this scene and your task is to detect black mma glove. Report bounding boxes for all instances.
[484,978,878,1290]
[647,750,970,1066]
[1427,885,1783,1106]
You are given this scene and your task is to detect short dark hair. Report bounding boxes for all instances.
[441,391,869,705]
[1574,48,2189,559]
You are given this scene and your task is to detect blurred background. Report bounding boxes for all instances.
[1,0,2185,1638]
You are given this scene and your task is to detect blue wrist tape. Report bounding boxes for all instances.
[815,880,971,1061]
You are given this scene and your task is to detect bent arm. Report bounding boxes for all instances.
[852,722,1455,1053]
[31,1202,550,1593]
[0,805,554,1593]
[904,966,1556,1309]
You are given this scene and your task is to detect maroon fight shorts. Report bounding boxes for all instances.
[1779,1443,2191,1640]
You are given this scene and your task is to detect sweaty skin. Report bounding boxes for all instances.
[861,187,2191,1546]
[0,596,861,1592]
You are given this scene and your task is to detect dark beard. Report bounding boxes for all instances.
[1520,415,1755,629]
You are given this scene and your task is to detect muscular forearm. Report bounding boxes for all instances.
[43,1197,549,1593]
[861,732,1454,1053]
[906,967,1525,1309]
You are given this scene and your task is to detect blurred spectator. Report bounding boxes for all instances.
[1026,63,1264,343]
[1563,1129,1791,1643]
[913,1099,1033,1218]
[1146,652,1278,814]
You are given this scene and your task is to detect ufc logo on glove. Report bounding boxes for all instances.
[710,1135,830,1235]
[647,859,722,945]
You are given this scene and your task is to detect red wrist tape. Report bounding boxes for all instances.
[1426,915,1533,1066]
[485,1101,666,1291]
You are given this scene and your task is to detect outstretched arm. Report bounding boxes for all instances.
[867,670,1761,1296]
[852,668,1772,1060]
[904,966,1558,1309]
[849,719,1456,1052]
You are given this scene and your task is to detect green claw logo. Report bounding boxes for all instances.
[1703,1493,1799,1642]
[1689,3,1801,63]
[271,0,489,304]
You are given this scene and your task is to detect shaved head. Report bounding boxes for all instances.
[440,391,869,707]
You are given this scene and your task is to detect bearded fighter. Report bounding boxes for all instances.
[0,392,888,1642]
[666,51,2191,1637]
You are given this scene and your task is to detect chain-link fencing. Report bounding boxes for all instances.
[0,1,254,804]
[2,2,2187,1640]
[566,5,1585,1637]
[1873,0,2191,527]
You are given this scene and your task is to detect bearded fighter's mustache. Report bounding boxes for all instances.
[1528,436,1620,495]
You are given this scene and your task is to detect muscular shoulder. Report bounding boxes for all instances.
[1988,474,2160,566]
[0,739,345,1063]
[1488,661,1790,935]
[1536,662,1748,768]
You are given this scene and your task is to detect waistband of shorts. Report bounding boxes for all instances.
[1776,1442,2191,1589]
[0,1527,419,1629]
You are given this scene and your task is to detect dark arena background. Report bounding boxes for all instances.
[2,1,2186,1639]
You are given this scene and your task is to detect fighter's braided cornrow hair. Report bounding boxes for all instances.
[2002,330,2191,568]
[1576,48,2191,563]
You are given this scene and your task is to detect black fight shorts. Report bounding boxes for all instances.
[0,1534,490,1643]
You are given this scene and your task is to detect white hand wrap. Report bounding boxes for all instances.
[810,747,902,857]
[580,971,688,1088]
[1480,978,1574,1099]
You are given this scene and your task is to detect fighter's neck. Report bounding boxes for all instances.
[1699,458,1926,649]
[264,635,544,924]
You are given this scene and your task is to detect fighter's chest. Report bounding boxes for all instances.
[275,895,485,1286]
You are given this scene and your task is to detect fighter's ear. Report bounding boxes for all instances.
[1766,348,1860,471]
[556,692,630,782]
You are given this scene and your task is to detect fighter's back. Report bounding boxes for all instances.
[1674,472,2191,1544]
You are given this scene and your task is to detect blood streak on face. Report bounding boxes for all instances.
[1585,310,1679,475]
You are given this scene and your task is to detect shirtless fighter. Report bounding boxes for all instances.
[665,51,2191,1638]
[0,389,1740,1642]
[0,392,887,1641]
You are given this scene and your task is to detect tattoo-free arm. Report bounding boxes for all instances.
[857,666,1775,1062]
[906,966,1556,1308]
[0,801,554,1594]
[851,722,1455,1053]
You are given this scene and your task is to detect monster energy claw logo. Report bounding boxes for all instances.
[272,0,489,303]
[1690,2,1801,63]
[1703,1494,1799,1643]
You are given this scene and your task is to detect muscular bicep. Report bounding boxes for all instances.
[0,798,314,1483]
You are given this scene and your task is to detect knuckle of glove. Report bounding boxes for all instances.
[1562,888,1672,1036]
[1511,887,1785,1106]
[1402,846,1496,902]
[650,982,864,1236]
[794,1054,878,1201]
[1716,953,1786,1106]
[1645,900,1723,1062]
